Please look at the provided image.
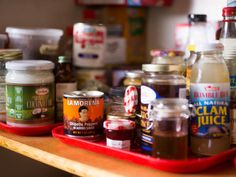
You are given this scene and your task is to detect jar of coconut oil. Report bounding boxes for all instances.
[5,60,55,127]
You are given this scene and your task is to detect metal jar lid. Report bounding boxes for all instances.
[125,70,143,79]
[142,64,183,73]
[107,112,136,120]
[0,49,22,60]
[64,90,104,98]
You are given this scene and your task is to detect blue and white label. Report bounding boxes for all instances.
[230,75,236,88]
[190,83,230,138]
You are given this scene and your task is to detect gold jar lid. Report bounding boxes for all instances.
[0,49,22,60]
[142,64,184,73]
[107,112,136,120]
[125,70,143,79]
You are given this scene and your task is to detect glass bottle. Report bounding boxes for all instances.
[220,7,236,146]
[55,56,77,122]
[186,14,208,98]
[190,43,231,156]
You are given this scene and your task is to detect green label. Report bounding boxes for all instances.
[6,84,55,121]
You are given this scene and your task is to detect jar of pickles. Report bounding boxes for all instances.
[140,62,186,154]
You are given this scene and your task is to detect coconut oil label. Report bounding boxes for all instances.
[6,84,54,122]
[190,83,230,138]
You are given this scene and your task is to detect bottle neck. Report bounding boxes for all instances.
[223,16,236,22]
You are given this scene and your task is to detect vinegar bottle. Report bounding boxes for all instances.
[190,43,231,156]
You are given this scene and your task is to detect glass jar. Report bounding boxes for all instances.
[0,49,22,122]
[5,60,55,127]
[103,119,135,150]
[123,70,143,87]
[148,98,190,160]
[140,64,186,154]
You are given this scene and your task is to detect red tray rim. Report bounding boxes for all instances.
[52,125,236,173]
[0,122,63,136]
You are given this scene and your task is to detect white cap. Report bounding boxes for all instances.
[195,42,224,52]
[6,60,55,70]
[6,27,63,37]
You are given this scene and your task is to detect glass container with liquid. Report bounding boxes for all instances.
[190,42,231,156]
[149,98,190,160]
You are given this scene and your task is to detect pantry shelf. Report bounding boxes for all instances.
[0,130,235,177]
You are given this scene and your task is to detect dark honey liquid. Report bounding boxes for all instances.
[152,132,188,160]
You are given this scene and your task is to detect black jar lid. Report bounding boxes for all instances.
[188,14,207,24]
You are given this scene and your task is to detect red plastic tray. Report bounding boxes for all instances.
[52,126,236,173]
[0,122,63,136]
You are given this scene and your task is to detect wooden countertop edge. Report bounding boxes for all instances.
[0,135,123,177]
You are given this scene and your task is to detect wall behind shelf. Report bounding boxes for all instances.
[0,0,227,61]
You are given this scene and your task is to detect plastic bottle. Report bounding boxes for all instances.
[190,43,231,156]
[220,7,236,146]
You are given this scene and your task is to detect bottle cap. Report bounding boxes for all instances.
[188,14,207,24]
[222,7,236,17]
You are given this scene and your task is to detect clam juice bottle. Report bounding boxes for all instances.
[190,43,231,156]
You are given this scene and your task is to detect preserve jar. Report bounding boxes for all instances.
[103,119,135,151]
[5,60,55,127]
[148,98,191,160]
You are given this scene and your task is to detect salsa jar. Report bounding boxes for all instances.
[140,63,186,154]
[5,60,55,127]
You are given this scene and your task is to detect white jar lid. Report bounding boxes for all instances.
[6,60,55,70]
[195,42,224,52]
[6,27,63,37]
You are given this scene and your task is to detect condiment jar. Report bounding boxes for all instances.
[103,119,135,150]
[140,63,186,154]
[123,70,143,87]
[148,98,191,160]
[5,60,55,127]
[0,49,22,122]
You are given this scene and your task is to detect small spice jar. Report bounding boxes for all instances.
[103,119,135,150]
[5,60,55,127]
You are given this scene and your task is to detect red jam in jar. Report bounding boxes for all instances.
[103,119,135,151]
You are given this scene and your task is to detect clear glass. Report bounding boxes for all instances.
[148,98,190,160]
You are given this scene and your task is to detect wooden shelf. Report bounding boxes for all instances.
[0,130,235,177]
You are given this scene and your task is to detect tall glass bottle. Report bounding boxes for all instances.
[186,14,208,98]
[220,7,236,146]
[190,43,231,156]
[55,56,77,122]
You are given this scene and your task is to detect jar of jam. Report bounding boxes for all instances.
[140,63,186,154]
[103,119,135,151]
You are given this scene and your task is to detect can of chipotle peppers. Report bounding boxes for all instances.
[63,91,104,140]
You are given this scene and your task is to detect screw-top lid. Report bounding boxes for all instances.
[222,7,236,17]
[109,87,126,97]
[125,70,143,79]
[188,14,207,24]
[142,64,183,72]
[6,60,55,70]
[58,56,71,63]
[195,42,224,52]
[103,119,135,130]
[0,49,22,60]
